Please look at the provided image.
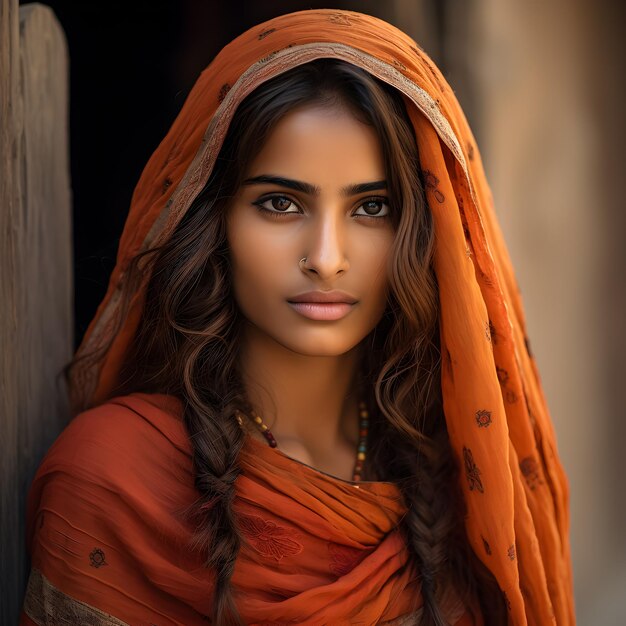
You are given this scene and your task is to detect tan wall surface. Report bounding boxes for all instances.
[453,0,626,622]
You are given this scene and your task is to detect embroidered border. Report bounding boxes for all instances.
[23,567,129,626]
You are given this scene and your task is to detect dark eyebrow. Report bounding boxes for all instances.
[242,175,387,197]
[342,180,388,196]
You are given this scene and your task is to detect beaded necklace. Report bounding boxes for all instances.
[237,401,370,482]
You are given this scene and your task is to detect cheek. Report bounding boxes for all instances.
[355,231,394,296]
[227,219,286,311]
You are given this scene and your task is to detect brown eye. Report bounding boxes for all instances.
[271,196,294,212]
[355,198,390,218]
[253,195,300,216]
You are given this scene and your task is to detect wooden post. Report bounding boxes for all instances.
[0,1,72,622]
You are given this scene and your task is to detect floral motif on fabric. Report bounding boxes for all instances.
[463,447,484,493]
[239,514,303,561]
[481,535,492,555]
[217,83,231,103]
[489,320,498,345]
[328,542,364,576]
[496,366,509,385]
[422,169,445,203]
[520,456,542,490]
[89,548,107,568]
[423,170,439,189]
[475,409,492,428]
[507,544,516,561]
[495,366,518,404]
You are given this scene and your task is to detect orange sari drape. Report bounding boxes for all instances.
[22,8,574,625]
[21,393,474,625]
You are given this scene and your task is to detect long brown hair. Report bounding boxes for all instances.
[73,59,504,625]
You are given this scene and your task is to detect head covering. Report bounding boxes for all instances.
[68,9,573,624]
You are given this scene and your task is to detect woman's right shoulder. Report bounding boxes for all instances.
[23,393,210,625]
[25,393,193,545]
[32,392,190,490]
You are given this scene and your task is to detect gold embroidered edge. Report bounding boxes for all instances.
[23,567,130,626]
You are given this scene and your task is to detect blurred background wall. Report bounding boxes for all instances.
[452,2,626,624]
[9,0,625,623]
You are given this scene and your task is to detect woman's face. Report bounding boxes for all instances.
[226,104,395,356]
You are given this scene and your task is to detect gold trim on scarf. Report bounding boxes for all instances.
[23,567,129,626]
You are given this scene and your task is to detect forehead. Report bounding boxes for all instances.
[245,104,385,185]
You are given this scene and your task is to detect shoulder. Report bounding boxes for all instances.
[26,393,193,538]
[23,394,210,623]
[38,392,189,479]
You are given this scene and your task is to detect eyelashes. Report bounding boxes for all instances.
[252,194,391,220]
[253,195,299,217]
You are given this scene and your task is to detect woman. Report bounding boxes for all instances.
[20,9,574,626]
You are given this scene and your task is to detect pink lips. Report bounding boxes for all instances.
[287,290,357,321]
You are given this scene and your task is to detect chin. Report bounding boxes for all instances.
[270,330,360,357]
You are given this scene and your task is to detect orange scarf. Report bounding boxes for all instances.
[24,8,573,625]
[22,393,478,625]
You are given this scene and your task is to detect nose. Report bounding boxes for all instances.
[300,211,349,280]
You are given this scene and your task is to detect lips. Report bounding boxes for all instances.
[287,290,357,304]
[287,291,357,321]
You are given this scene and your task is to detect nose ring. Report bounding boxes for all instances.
[299,257,308,269]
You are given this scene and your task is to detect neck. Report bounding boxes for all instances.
[238,321,364,455]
